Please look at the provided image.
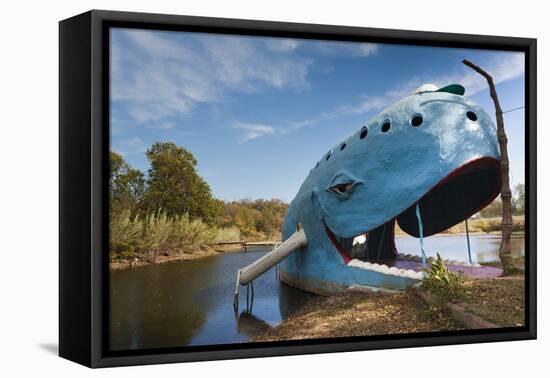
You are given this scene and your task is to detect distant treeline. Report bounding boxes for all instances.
[478,184,525,218]
[109,142,288,261]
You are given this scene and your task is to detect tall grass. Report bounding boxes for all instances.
[213,227,241,243]
[171,213,217,253]
[140,211,173,261]
[110,210,142,259]
[109,210,218,262]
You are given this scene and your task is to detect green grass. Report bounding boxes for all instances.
[109,210,217,262]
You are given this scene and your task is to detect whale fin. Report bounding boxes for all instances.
[414,83,465,96]
[436,84,465,96]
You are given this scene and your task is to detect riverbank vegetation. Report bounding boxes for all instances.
[109,142,287,264]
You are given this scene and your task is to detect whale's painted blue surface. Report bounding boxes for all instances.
[279,87,500,293]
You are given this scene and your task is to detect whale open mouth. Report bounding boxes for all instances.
[325,157,501,273]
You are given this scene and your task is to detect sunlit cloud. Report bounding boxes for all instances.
[232,121,276,143]
[111,137,147,156]
[247,52,524,138]
[111,30,314,126]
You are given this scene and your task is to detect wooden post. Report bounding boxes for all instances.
[462,59,515,274]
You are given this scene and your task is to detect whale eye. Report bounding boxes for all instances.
[360,126,368,139]
[411,114,423,127]
[327,171,362,198]
[381,119,391,132]
[466,111,478,121]
[329,183,354,195]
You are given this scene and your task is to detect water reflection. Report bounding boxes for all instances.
[236,312,272,338]
[110,247,314,350]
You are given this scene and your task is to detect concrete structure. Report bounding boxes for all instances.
[237,84,502,295]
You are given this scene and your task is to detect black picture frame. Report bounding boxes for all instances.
[59,9,537,368]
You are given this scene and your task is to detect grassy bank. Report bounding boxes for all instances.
[395,215,525,235]
[110,210,239,267]
[255,276,525,341]
[109,246,219,270]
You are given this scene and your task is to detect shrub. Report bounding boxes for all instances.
[213,227,241,243]
[110,210,142,260]
[139,210,173,261]
[171,213,217,253]
[421,253,465,302]
[110,209,221,262]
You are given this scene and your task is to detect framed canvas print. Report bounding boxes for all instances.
[59,10,537,368]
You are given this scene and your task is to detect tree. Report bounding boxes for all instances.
[216,198,288,240]
[479,196,503,218]
[141,142,219,223]
[463,59,515,274]
[109,151,145,214]
[513,183,525,215]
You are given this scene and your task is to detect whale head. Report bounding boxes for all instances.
[280,84,500,293]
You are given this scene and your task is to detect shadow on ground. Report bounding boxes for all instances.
[38,343,58,355]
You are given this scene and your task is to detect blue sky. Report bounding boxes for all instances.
[110,28,525,203]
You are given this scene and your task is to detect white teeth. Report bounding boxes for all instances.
[352,235,367,246]
[396,253,480,267]
[347,259,423,280]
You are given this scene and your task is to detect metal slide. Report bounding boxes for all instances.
[233,229,307,311]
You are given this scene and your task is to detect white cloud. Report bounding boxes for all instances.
[356,43,379,56]
[232,121,276,143]
[112,30,313,125]
[147,121,176,130]
[265,38,301,52]
[452,52,525,95]
[112,137,147,156]
[308,41,379,57]
[331,52,525,118]
[254,52,525,138]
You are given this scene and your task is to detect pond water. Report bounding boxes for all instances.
[109,233,524,351]
[109,246,315,351]
[395,233,525,264]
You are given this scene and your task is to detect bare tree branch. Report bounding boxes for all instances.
[462,58,515,274]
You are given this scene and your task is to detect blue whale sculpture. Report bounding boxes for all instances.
[235,83,501,298]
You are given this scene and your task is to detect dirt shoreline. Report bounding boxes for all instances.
[108,242,269,270]
[109,247,220,270]
[254,275,525,342]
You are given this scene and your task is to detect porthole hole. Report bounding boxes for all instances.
[411,114,423,127]
[381,119,391,132]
